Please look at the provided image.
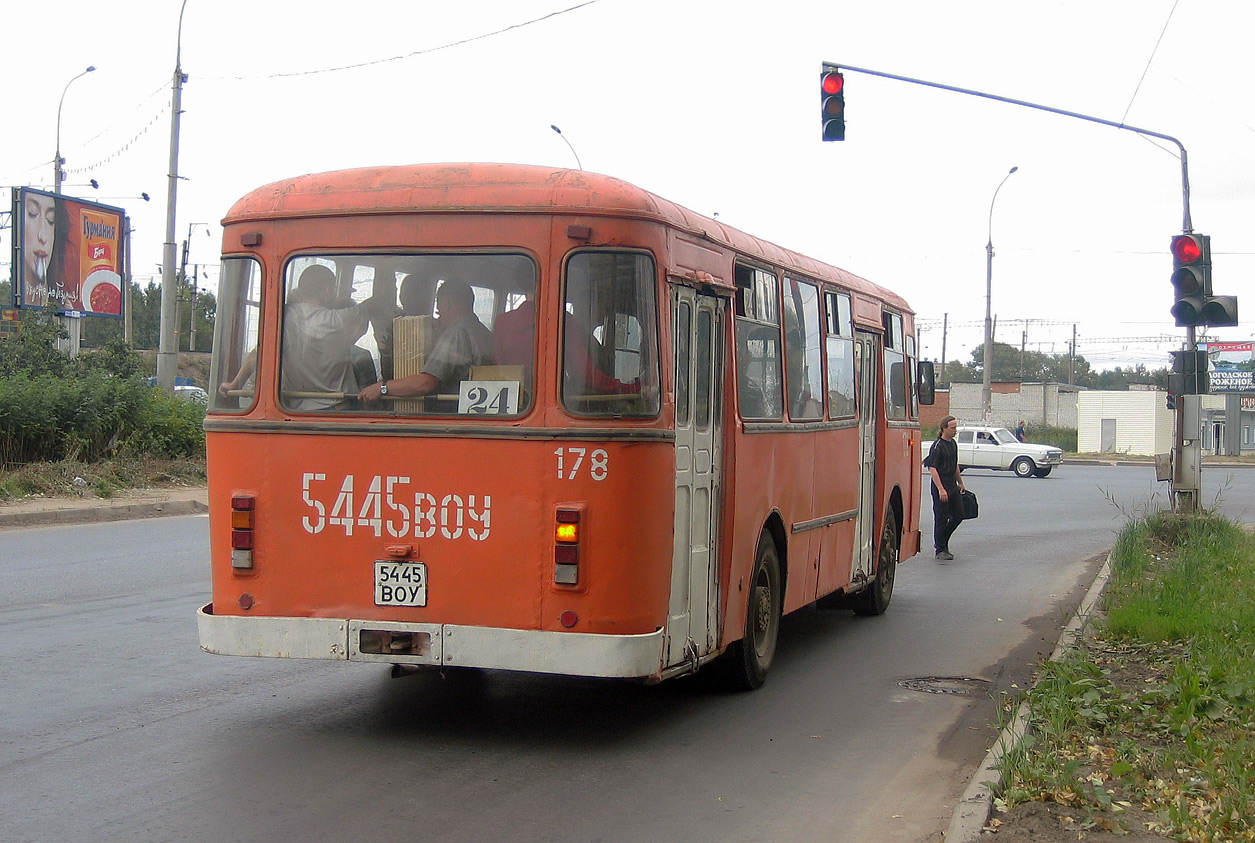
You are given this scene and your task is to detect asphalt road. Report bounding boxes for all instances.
[1,464,1251,843]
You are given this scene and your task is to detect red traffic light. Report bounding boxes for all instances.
[821,68,846,142]
[1171,235,1203,263]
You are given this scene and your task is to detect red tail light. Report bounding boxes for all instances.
[231,495,256,570]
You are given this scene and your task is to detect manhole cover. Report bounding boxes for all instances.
[900,676,992,696]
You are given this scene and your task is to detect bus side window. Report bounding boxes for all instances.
[734,264,783,421]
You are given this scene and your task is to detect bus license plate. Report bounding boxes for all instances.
[374,561,428,607]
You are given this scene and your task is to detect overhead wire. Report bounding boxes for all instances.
[198,1,601,81]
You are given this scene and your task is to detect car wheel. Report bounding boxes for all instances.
[853,509,897,617]
[1012,457,1034,478]
[1033,467,1053,478]
[725,532,782,690]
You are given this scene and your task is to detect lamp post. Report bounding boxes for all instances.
[550,125,583,170]
[54,66,96,194]
[981,166,1018,422]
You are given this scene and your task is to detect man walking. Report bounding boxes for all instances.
[925,415,966,560]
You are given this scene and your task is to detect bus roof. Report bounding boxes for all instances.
[223,163,912,314]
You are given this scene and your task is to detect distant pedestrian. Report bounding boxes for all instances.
[925,416,966,560]
[1015,421,1026,442]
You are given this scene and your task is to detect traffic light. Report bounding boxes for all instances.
[1201,295,1239,328]
[1170,350,1209,395]
[1168,234,1240,327]
[1170,234,1210,326]
[821,69,845,142]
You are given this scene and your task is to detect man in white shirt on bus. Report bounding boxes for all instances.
[219,264,378,411]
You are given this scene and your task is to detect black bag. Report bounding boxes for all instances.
[961,489,979,520]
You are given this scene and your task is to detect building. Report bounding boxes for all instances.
[1077,389,1252,456]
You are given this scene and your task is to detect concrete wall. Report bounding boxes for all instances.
[946,381,1079,429]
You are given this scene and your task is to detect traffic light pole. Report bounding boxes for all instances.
[823,61,1202,510]
[824,63,1195,233]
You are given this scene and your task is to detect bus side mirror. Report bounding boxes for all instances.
[917,361,936,405]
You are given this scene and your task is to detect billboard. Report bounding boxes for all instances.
[1206,342,1254,393]
[11,187,125,318]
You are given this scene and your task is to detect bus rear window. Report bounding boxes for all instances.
[273,253,536,416]
[561,252,660,418]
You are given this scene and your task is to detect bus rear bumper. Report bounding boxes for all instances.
[197,603,666,679]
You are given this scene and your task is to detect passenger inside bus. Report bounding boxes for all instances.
[493,292,639,397]
[359,279,494,402]
[219,264,381,410]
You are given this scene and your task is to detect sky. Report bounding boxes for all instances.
[3,0,1253,372]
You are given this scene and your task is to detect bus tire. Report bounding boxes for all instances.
[853,509,897,617]
[726,532,782,691]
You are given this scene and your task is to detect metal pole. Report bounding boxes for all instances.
[123,216,133,344]
[54,67,95,194]
[157,0,190,391]
[189,263,198,352]
[982,166,1018,422]
[825,62,1193,232]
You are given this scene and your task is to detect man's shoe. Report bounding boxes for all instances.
[936,550,954,560]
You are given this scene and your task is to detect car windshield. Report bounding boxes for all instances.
[993,428,1018,444]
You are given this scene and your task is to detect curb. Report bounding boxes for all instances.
[945,554,1113,842]
[0,498,208,529]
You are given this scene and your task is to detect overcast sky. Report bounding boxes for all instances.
[3,0,1252,371]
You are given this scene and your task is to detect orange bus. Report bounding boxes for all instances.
[197,163,934,689]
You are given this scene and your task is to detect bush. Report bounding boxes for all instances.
[1024,424,1077,453]
[0,312,205,464]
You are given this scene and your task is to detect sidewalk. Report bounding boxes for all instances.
[0,485,208,529]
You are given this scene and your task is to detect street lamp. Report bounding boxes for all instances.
[981,165,1018,422]
[54,66,96,194]
[550,125,583,171]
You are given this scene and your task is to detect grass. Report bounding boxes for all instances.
[0,457,206,502]
[994,511,1255,841]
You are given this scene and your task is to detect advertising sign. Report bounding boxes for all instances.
[1206,342,1254,393]
[11,187,125,318]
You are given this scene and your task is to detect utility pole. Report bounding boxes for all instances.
[157,0,191,391]
[939,313,948,388]
[188,264,199,352]
[1069,324,1076,385]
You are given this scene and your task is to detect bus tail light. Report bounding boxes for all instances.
[231,495,255,570]
[554,507,581,585]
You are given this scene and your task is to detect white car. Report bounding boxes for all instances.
[174,385,209,404]
[923,425,1063,478]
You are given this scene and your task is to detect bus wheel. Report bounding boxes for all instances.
[727,532,782,690]
[853,510,897,617]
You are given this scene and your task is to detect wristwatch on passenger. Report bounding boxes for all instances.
[378,381,389,396]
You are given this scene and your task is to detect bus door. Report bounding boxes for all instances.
[666,286,724,667]
[851,330,881,584]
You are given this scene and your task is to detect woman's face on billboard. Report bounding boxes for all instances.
[23,192,56,283]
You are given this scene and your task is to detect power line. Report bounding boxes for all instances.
[199,1,602,81]
[1121,0,1179,124]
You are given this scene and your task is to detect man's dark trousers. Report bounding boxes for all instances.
[931,481,965,553]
